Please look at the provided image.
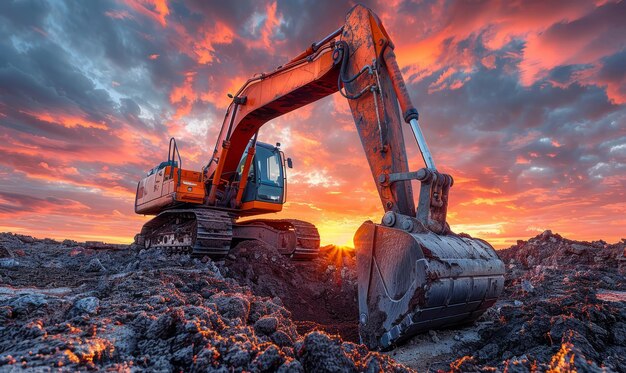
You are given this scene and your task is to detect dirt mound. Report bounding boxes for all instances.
[444,231,626,372]
[499,229,624,268]
[0,233,408,372]
[222,242,359,342]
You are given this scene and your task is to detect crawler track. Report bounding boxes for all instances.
[136,210,320,260]
[233,219,320,260]
[137,209,233,257]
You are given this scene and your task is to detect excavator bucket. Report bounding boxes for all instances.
[353,169,506,350]
[355,221,505,349]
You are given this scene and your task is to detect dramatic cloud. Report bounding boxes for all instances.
[0,0,624,247]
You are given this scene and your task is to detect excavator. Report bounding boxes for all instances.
[133,5,505,350]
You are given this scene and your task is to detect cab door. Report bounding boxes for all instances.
[242,146,284,204]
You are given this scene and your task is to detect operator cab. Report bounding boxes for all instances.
[236,141,292,214]
[134,138,293,216]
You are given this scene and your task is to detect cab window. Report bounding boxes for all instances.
[256,146,283,186]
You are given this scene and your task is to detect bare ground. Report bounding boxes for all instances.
[0,234,402,372]
[1,230,625,372]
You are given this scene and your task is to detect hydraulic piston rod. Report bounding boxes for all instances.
[382,47,437,170]
[409,118,436,170]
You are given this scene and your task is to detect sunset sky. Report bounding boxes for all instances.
[0,0,624,248]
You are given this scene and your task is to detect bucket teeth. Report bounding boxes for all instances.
[354,220,505,350]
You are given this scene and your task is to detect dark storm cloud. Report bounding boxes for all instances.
[599,49,626,82]
[0,0,50,32]
[547,65,593,86]
[0,0,176,221]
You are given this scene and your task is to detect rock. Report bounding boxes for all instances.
[211,294,250,321]
[600,276,616,287]
[85,241,117,250]
[0,306,13,319]
[11,294,48,313]
[0,258,19,268]
[563,276,570,283]
[224,346,251,368]
[73,297,100,315]
[277,360,304,373]
[568,244,589,255]
[296,332,357,373]
[146,311,177,339]
[540,230,553,239]
[17,235,35,243]
[171,345,193,366]
[13,249,25,257]
[428,330,440,343]
[0,245,12,258]
[84,258,106,272]
[254,316,278,335]
[21,320,46,338]
[612,322,626,346]
[477,343,499,360]
[521,279,535,293]
[271,330,293,347]
[250,345,284,372]
[106,325,136,355]
[193,347,220,371]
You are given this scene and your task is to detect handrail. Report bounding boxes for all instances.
[168,137,183,186]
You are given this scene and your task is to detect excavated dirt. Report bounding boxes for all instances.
[0,234,404,372]
[1,230,625,372]
[221,241,359,342]
[453,231,626,372]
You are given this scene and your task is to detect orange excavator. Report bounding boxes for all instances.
[134,5,505,350]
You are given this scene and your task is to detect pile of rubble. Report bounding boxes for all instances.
[0,233,406,372]
[448,231,626,372]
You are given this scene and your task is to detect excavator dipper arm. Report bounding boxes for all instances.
[203,4,505,350]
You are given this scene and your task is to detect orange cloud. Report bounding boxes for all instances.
[123,0,169,27]
[169,71,197,119]
[260,1,281,49]
[193,22,235,64]
[21,111,108,130]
